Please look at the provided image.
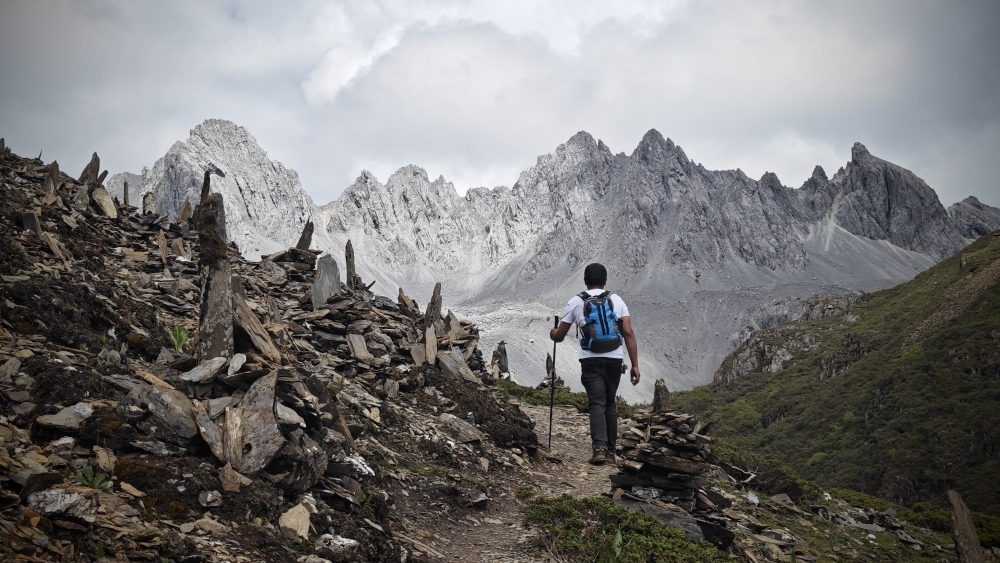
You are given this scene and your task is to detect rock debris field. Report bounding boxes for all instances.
[0,140,987,563]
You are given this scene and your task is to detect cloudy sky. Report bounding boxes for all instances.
[1,0,998,207]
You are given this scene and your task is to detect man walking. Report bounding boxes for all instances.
[549,263,640,465]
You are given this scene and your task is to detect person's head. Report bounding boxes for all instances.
[583,263,607,287]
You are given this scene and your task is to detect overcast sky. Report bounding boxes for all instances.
[1,1,998,207]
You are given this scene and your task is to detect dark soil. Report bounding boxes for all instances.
[0,231,29,274]
[313,508,401,563]
[29,364,121,404]
[421,364,538,449]
[214,481,285,524]
[77,407,141,450]
[0,278,168,360]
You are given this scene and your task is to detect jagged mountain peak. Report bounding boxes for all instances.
[811,165,827,181]
[107,118,324,259]
[850,140,871,162]
[758,171,784,190]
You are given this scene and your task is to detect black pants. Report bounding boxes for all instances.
[580,358,622,452]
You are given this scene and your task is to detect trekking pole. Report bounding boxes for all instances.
[548,315,558,450]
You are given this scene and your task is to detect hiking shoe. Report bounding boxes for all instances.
[589,449,607,465]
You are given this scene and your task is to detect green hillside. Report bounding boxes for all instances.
[674,231,1000,515]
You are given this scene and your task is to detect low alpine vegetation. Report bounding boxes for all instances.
[72,466,112,492]
[522,495,728,563]
[168,324,188,353]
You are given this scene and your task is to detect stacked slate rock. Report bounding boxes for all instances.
[0,143,535,561]
[610,411,736,550]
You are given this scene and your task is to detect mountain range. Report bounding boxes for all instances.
[109,119,1000,400]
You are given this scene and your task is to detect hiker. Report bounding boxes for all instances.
[549,263,640,465]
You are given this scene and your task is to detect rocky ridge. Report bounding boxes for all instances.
[108,120,334,260]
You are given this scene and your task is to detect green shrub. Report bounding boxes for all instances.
[713,439,821,503]
[523,495,728,563]
[515,485,536,500]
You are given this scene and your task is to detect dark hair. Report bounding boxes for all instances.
[584,263,607,286]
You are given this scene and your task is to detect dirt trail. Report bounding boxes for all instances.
[399,402,619,562]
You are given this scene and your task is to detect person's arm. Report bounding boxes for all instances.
[549,321,572,342]
[620,316,640,385]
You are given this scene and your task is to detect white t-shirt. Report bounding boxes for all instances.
[561,289,630,360]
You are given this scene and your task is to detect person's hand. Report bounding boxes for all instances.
[630,365,640,386]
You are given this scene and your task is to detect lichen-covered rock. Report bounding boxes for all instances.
[27,485,98,523]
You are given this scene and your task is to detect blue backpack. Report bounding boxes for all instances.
[578,291,623,353]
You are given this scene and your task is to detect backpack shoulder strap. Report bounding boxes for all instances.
[577,291,591,301]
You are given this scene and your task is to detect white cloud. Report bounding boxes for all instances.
[0,0,997,208]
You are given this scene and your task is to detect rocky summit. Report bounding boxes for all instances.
[111,120,1000,399]
[107,120,334,261]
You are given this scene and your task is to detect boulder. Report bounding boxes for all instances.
[35,402,94,431]
[315,534,359,561]
[279,503,311,541]
[120,384,198,445]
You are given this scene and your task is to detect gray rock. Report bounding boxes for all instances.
[199,490,223,508]
[314,534,359,560]
[312,254,341,310]
[180,356,227,383]
[35,402,94,431]
[27,486,98,523]
[438,412,484,444]
[120,384,198,446]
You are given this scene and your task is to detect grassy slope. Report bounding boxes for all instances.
[673,231,1000,515]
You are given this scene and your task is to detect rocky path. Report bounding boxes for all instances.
[404,402,619,562]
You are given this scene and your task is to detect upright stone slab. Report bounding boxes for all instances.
[196,168,233,362]
[311,254,341,310]
[196,262,234,362]
[157,230,168,265]
[43,161,59,195]
[345,240,358,290]
[423,282,444,334]
[177,197,193,223]
[142,192,155,215]
[91,187,118,218]
[947,490,984,563]
[21,212,41,238]
[424,326,437,365]
[652,379,671,413]
[78,153,100,186]
[234,371,285,475]
[295,220,314,250]
[494,341,509,374]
